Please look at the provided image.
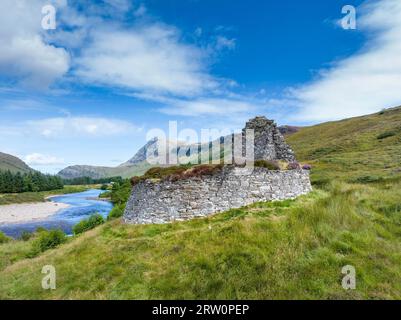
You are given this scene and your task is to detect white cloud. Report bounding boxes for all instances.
[0,98,46,111]
[0,1,256,118]
[194,27,203,37]
[215,36,236,50]
[134,4,147,17]
[0,0,70,89]
[26,116,142,138]
[24,153,64,166]
[103,0,132,11]
[291,0,401,122]
[160,98,259,116]
[75,25,217,97]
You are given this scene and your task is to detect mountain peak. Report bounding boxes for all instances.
[118,137,185,167]
[0,152,34,174]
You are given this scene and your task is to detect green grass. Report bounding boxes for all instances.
[0,185,98,205]
[1,107,401,299]
[286,106,401,185]
[0,181,400,299]
[0,152,33,174]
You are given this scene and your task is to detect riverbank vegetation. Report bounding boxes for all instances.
[0,170,63,194]
[73,214,105,235]
[63,176,124,186]
[0,185,97,205]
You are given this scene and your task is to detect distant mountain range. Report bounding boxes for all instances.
[0,126,300,179]
[57,136,226,179]
[0,152,33,174]
[57,126,300,180]
[2,105,401,183]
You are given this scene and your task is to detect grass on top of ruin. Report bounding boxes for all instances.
[129,160,308,186]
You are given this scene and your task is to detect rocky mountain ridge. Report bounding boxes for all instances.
[57,125,299,179]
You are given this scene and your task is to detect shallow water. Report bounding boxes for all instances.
[0,189,113,238]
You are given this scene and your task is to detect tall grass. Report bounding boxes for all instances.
[1,181,400,299]
[1,108,401,299]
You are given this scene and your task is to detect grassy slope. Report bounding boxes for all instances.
[1,108,401,299]
[286,106,401,184]
[58,162,152,180]
[0,152,33,174]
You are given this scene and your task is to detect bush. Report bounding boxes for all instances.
[377,131,396,140]
[254,160,280,170]
[20,231,33,241]
[108,204,125,220]
[100,184,109,190]
[0,231,11,244]
[169,164,223,182]
[73,213,105,235]
[28,229,67,257]
[352,175,383,184]
[287,162,301,170]
[111,180,133,205]
[131,164,223,185]
[99,191,112,198]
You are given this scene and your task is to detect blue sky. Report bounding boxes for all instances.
[1,0,400,173]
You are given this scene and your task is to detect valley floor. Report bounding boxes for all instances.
[0,201,70,225]
[0,185,97,206]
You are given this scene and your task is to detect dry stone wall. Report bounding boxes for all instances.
[242,116,296,162]
[123,166,312,224]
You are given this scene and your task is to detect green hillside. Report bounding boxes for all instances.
[287,106,401,185]
[1,108,401,299]
[57,162,152,180]
[0,152,33,174]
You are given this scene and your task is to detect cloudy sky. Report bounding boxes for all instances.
[0,0,400,173]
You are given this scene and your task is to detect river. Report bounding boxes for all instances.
[0,189,113,238]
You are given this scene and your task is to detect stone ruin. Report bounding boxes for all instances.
[242,116,296,162]
[123,117,311,225]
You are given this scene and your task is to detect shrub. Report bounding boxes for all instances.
[254,160,280,170]
[377,131,396,140]
[131,165,192,186]
[311,177,330,188]
[287,162,301,170]
[99,191,111,199]
[352,175,383,184]
[73,213,105,235]
[131,164,223,185]
[35,227,47,233]
[108,204,125,220]
[110,180,132,205]
[169,164,223,182]
[20,231,33,241]
[0,231,11,244]
[28,229,67,257]
[302,164,312,170]
[100,184,109,190]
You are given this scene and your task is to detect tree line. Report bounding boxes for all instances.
[0,170,64,193]
[63,176,124,185]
